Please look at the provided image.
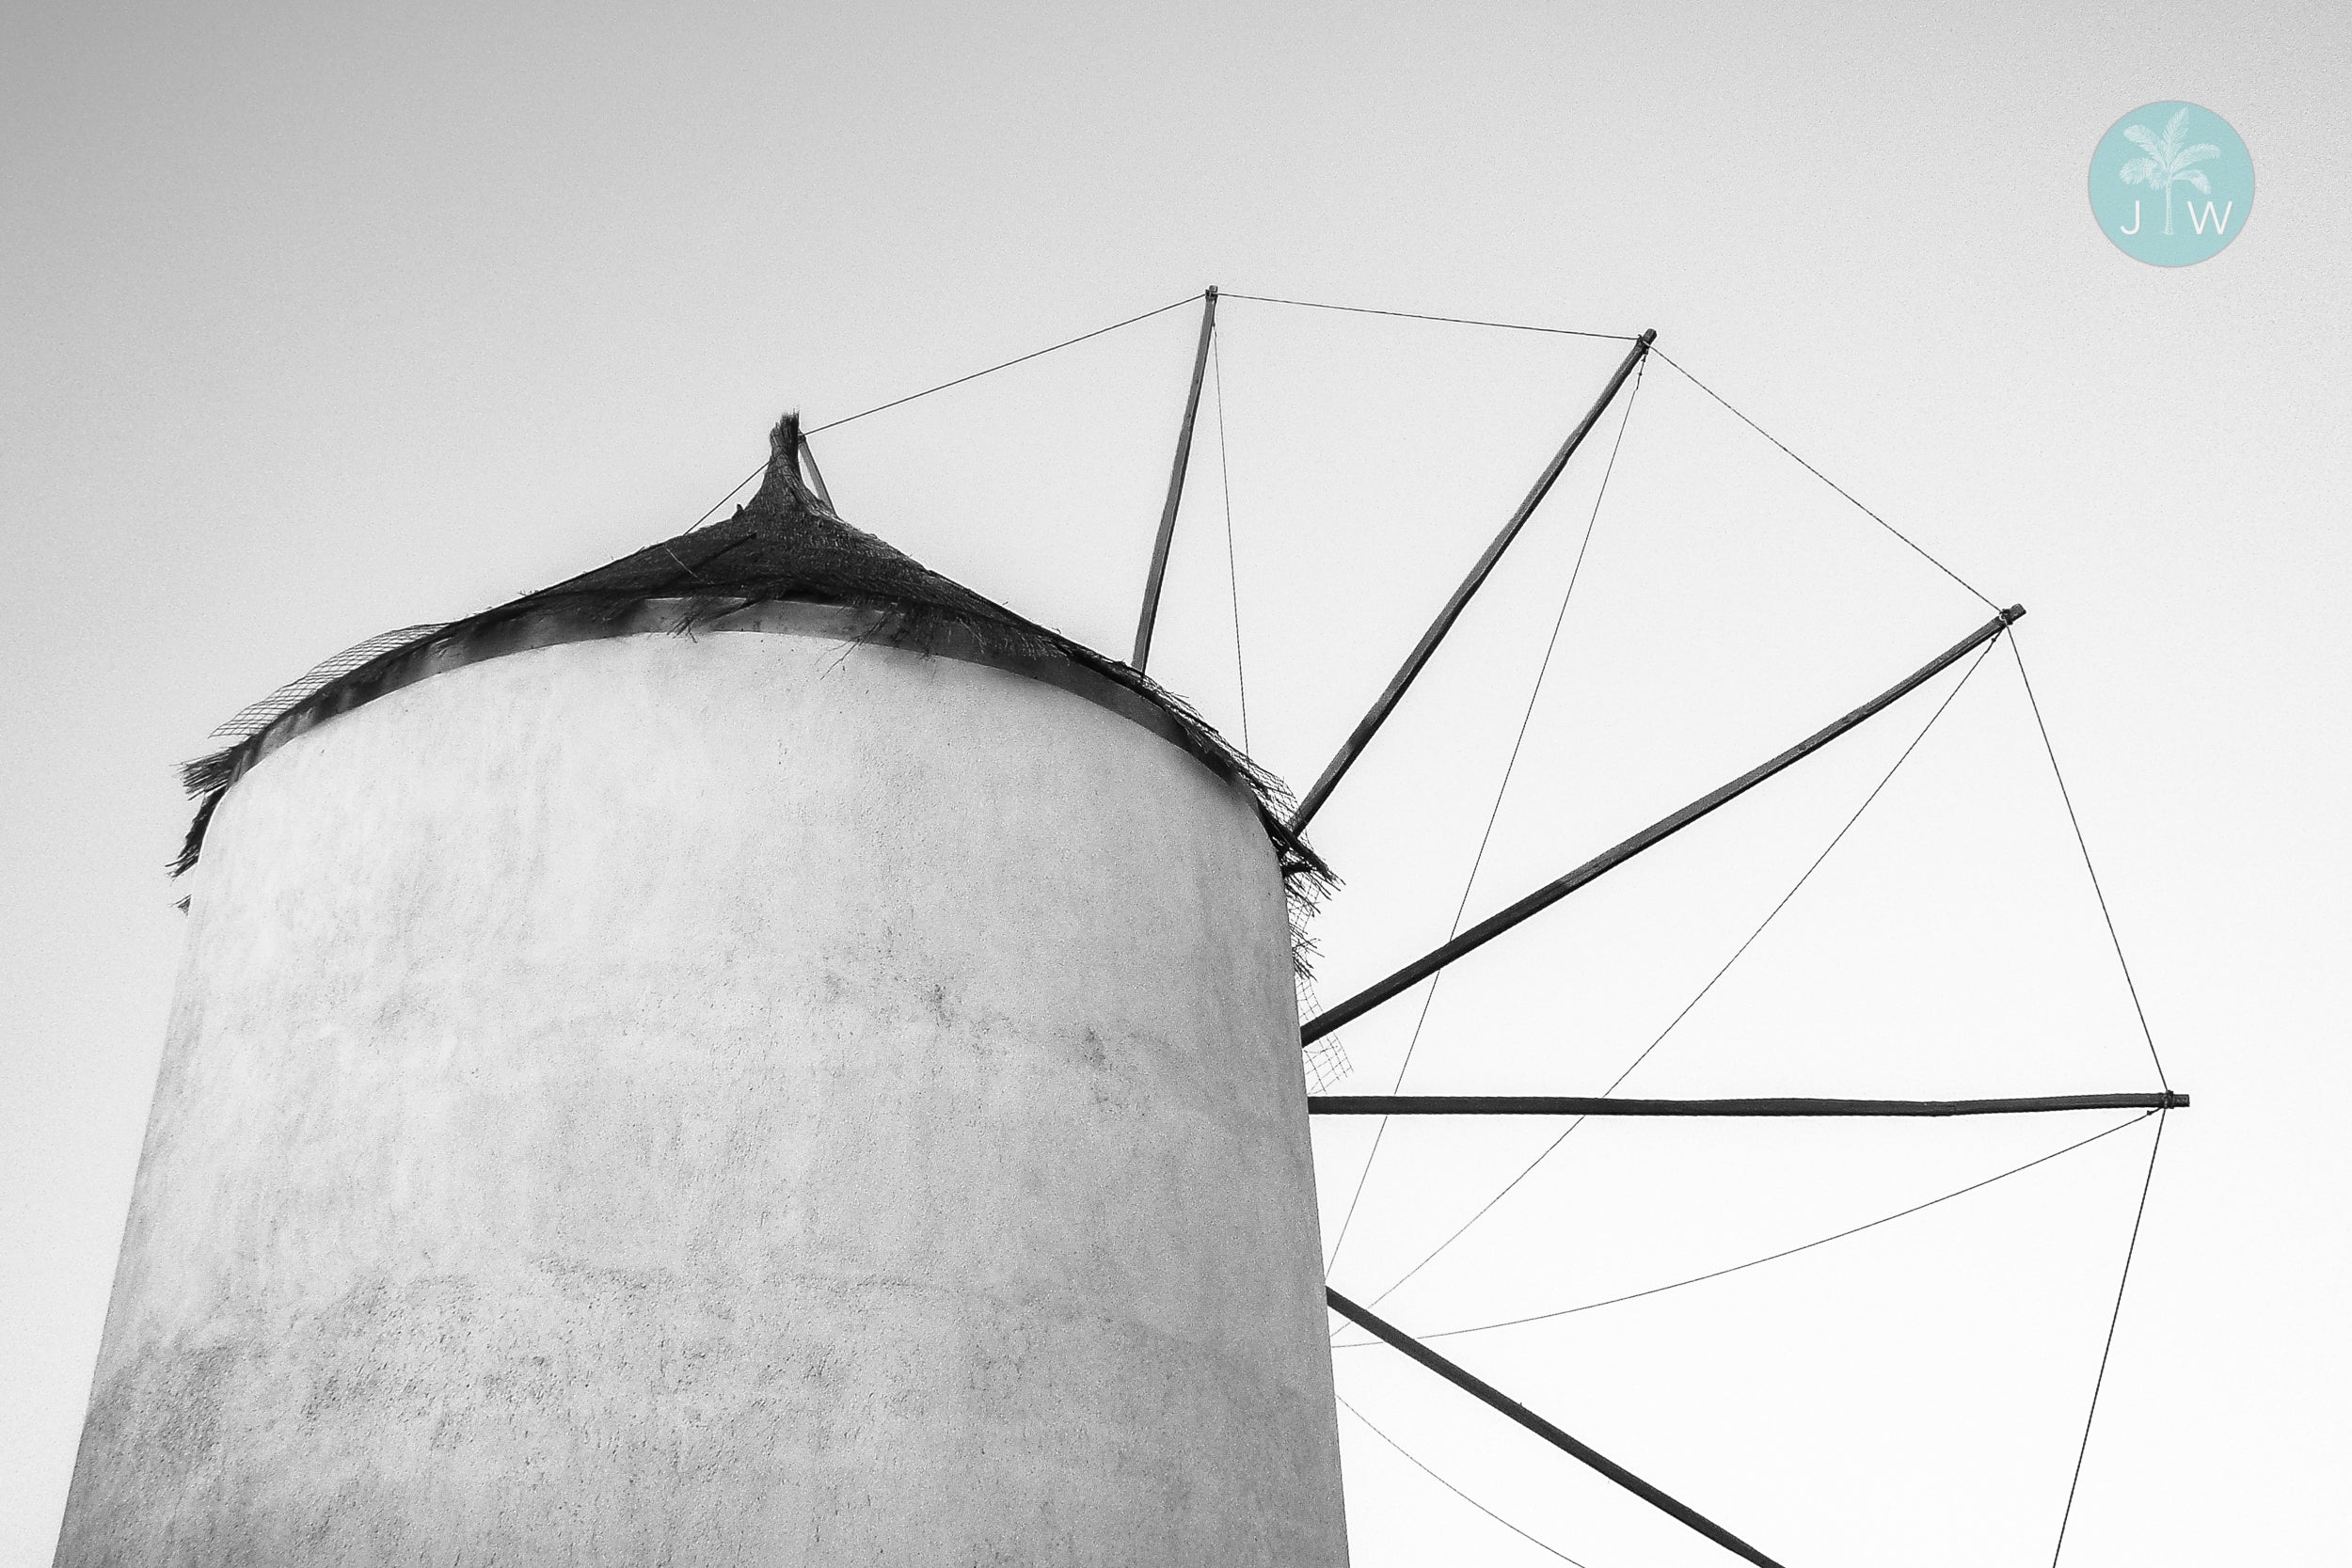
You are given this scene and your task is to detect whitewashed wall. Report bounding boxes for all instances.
[56,620,1346,1566]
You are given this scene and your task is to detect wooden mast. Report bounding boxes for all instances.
[796,432,834,509]
[1132,287,1220,672]
[1288,328,1656,835]
[1310,1092,2188,1117]
[1327,1288,1792,1568]
[1303,606,2025,1043]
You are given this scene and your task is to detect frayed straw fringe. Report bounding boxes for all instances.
[171,413,1336,973]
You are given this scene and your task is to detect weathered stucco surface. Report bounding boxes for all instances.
[58,628,1347,1565]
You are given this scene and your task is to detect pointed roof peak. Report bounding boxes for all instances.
[744,410,831,520]
[174,410,1333,926]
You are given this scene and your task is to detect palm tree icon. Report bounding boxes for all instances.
[2119,106,2221,236]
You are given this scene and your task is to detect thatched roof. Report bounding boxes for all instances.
[175,416,1331,957]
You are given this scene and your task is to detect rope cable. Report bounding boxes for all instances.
[1211,328,1250,752]
[1222,295,1994,612]
[1349,634,2004,1314]
[1224,291,1639,342]
[1336,1395,1597,1566]
[676,292,1205,532]
[1647,349,1999,613]
[1332,1109,2151,1348]
[2049,1108,2169,1565]
[1322,364,1645,1276]
[2008,634,2170,1091]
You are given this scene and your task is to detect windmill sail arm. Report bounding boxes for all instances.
[1325,1288,1793,1568]
[1309,1092,2189,1117]
[1300,605,2025,1043]
[1131,287,1220,673]
[1288,328,1657,836]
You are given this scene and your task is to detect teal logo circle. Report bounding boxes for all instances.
[2090,103,2252,266]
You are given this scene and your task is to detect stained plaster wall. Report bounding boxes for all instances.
[56,626,1348,1566]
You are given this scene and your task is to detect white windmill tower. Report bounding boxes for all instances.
[56,412,1350,1565]
[59,287,2185,1568]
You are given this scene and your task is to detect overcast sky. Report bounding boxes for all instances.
[5,3,2347,1564]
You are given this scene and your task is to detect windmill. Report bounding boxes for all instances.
[55,288,2182,1568]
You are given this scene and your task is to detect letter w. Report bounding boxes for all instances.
[2186,200,2234,235]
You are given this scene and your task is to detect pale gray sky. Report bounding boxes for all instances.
[6,3,2347,1564]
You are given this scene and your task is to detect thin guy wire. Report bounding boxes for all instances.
[1211,329,1250,752]
[1336,1395,1596,1566]
[1648,348,1999,613]
[678,293,1205,532]
[1322,366,1645,1276]
[1330,1109,2152,1348]
[1223,291,1639,342]
[681,466,766,533]
[2008,634,2170,1091]
[1355,633,2004,1313]
[2050,1109,2169,1566]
